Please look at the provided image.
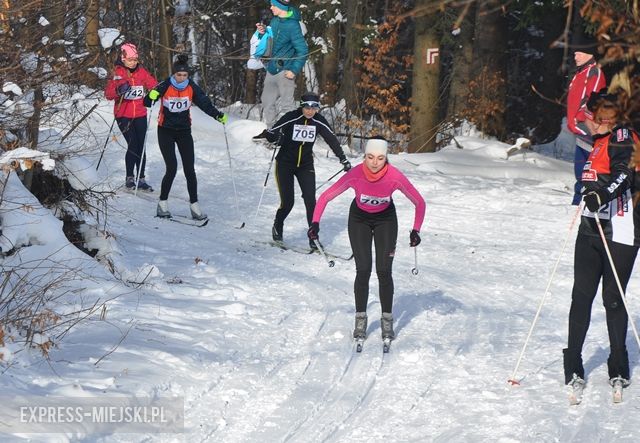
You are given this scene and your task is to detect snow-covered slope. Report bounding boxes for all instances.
[2,102,639,442]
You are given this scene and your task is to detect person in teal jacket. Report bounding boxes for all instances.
[253,0,309,138]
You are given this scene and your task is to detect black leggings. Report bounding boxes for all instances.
[157,126,198,203]
[274,160,316,228]
[565,233,638,381]
[348,201,398,314]
[117,116,148,178]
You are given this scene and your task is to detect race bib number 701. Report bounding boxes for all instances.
[164,97,192,113]
[292,124,317,143]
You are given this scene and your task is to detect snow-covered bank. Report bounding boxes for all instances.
[1,103,639,442]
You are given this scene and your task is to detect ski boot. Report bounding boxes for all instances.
[568,374,585,405]
[136,177,154,192]
[272,221,283,242]
[381,312,395,340]
[157,200,171,218]
[190,202,208,220]
[125,176,135,189]
[353,312,367,352]
[381,312,395,353]
[610,376,629,403]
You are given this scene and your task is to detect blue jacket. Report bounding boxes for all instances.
[263,8,308,76]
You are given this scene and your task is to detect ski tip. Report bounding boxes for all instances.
[507,379,521,386]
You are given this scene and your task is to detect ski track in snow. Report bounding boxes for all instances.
[4,110,640,442]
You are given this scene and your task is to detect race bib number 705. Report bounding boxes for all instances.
[292,124,317,143]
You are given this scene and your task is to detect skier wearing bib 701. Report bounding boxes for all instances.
[143,54,227,221]
[263,91,351,248]
[308,137,426,343]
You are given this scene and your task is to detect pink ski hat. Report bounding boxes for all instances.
[121,43,138,59]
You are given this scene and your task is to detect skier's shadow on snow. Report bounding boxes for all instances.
[582,346,635,381]
[365,290,461,337]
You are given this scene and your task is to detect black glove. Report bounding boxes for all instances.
[584,190,606,212]
[307,222,320,241]
[410,229,421,247]
[117,82,131,96]
[340,158,352,171]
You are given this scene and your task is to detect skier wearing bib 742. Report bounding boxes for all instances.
[263,91,351,248]
[104,43,157,191]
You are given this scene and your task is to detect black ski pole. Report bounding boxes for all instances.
[96,117,117,171]
[61,102,99,142]
[316,168,343,191]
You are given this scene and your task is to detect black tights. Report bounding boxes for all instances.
[564,233,638,382]
[274,160,316,229]
[348,201,398,314]
[157,126,198,203]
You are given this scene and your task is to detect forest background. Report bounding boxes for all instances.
[1,0,638,157]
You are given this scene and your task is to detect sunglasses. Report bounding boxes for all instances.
[301,101,320,109]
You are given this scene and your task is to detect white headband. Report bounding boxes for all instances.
[365,139,388,156]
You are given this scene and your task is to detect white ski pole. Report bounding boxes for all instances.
[223,125,245,228]
[593,211,640,351]
[313,239,335,268]
[254,145,278,221]
[508,204,582,385]
[411,246,419,275]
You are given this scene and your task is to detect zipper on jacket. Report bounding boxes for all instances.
[297,118,308,167]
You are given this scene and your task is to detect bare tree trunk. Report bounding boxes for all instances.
[340,0,368,113]
[320,15,339,104]
[46,0,66,59]
[158,0,175,78]
[0,0,12,35]
[446,2,475,119]
[408,3,440,153]
[85,0,100,53]
[471,0,508,138]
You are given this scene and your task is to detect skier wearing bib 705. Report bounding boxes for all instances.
[143,54,227,221]
[263,91,351,248]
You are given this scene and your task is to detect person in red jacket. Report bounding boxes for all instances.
[566,50,606,205]
[104,43,158,191]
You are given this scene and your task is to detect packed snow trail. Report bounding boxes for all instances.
[3,108,640,442]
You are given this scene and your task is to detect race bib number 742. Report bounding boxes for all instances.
[292,124,317,143]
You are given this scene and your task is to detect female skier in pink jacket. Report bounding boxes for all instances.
[308,137,426,343]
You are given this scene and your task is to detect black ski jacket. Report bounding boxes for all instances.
[265,109,346,167]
